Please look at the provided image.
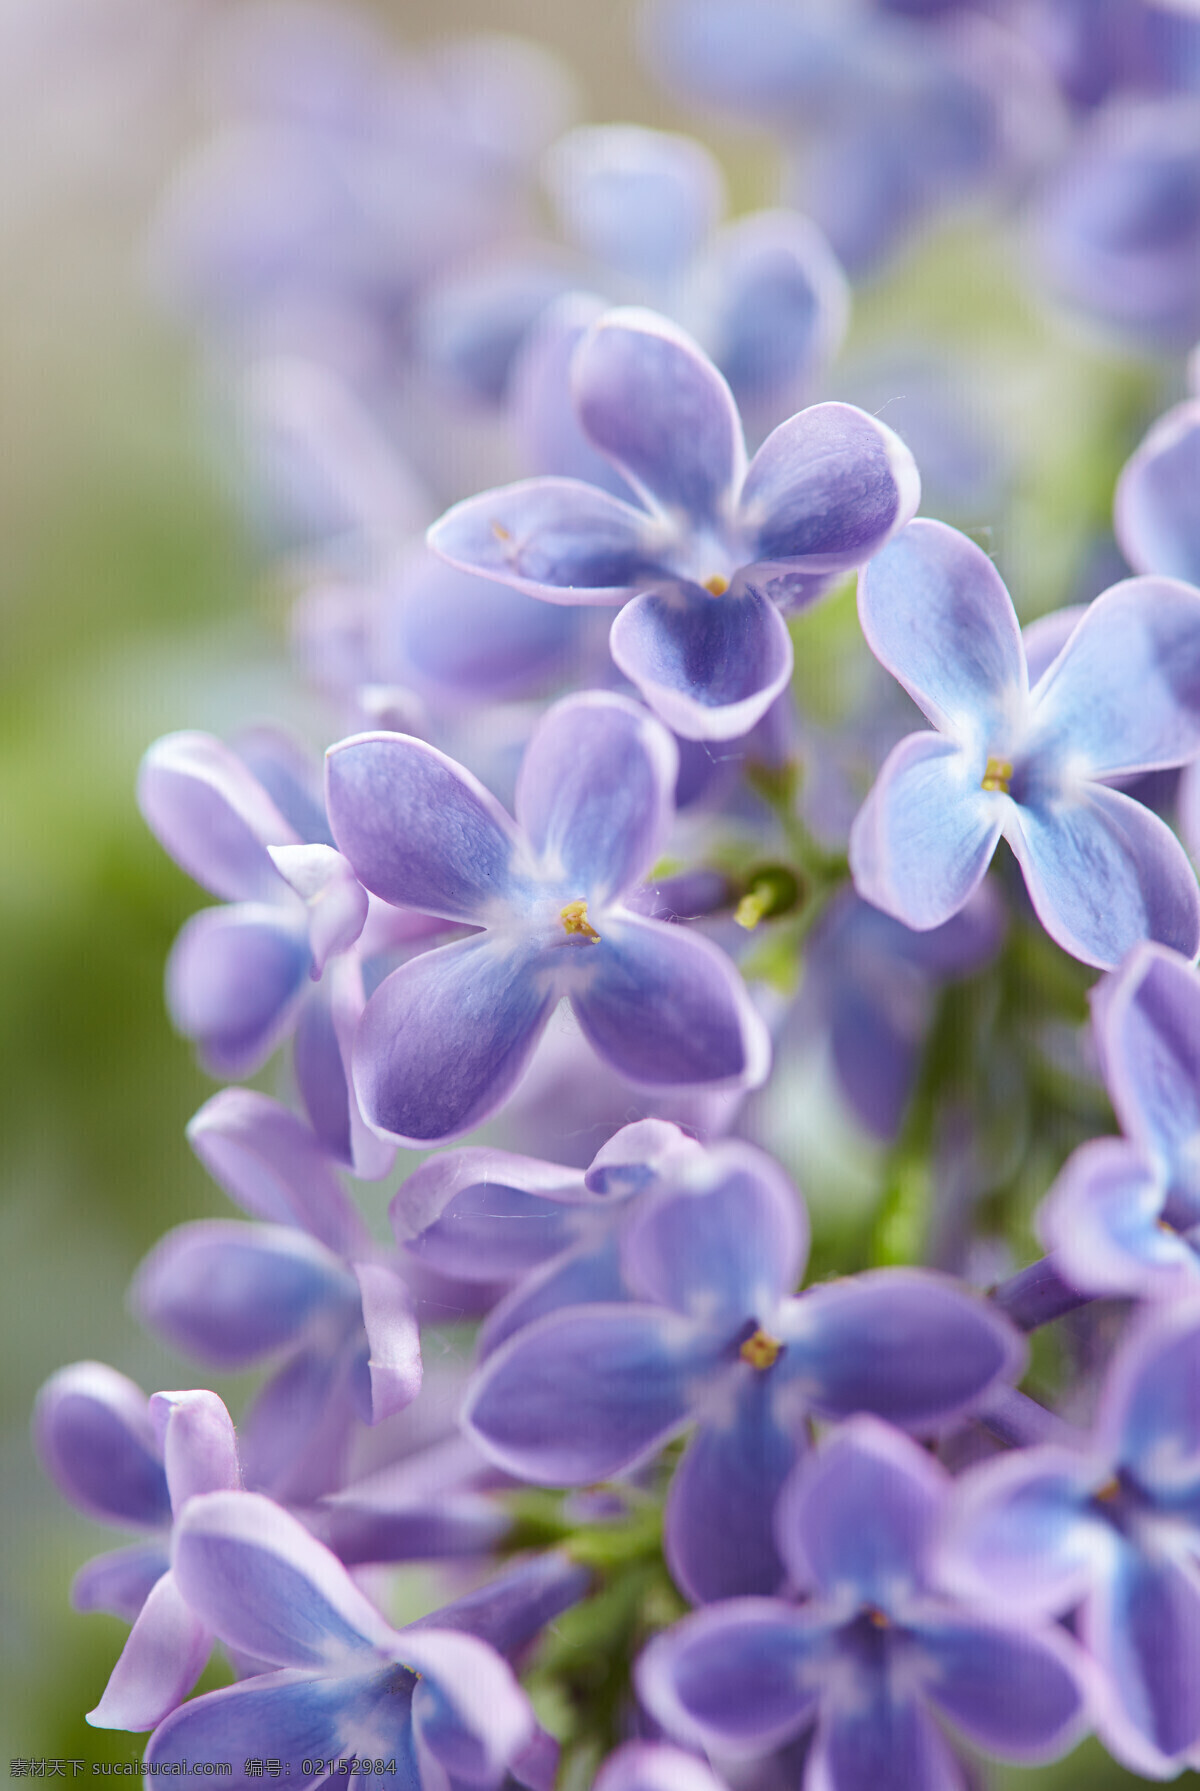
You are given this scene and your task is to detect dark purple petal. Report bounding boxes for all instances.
[145,1669,389,1786]
[186,1088,367,1255]
[1083,1542,1200,1766]
[33,1362,170,1530]
[354,936,558,1145]
[300,953,396,1181]
[781,1270,1025,1431]
[572,308,746,525]
[352,1260,423,1423]
[71,1543,169,1621]
[326,731,521,924]
[808,1677,963,1791]
[571,911,771,1089]
[87,1570,210,1732]
[1004,780,1200,970]
[919,1616,1091,1762]
[515,692,677,901]
[610,582,794,742]
[165,904,312,1077]
[402,1179,583,1285]
[391,1146,585,1247]
[428,477,657,602]
[137,731,300,903]
[463,1305,716,1483]
[740,403,920,574]
[1116,399,1200,585]
[238,1345,360,1507]
[412,1552,591,1657]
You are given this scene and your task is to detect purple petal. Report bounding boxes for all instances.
[165,903,311,1077]
[404,1629,533,1785]
[401,1178,583,1285]
[637,1598,825,1758]
[515,692,678,901]
[1115,398,1200,585]
[782,1269,1025,1431]
[412,1550,590,1657]
[352,1260,423,1423]
[145,1668,381,1785]
[1004,780,1200,969]
[1101,942,1200,1189]
[186,1088,367,1255]
[740,403,920,575]
[171,1491,395,1667]
[856,520,1025,742]
[72,1543,169,1621]
[33,1362,170,1530]
[326,732,521,924]
[297,953,395,1180]
[87,1570,209,1732]
[354,936,558,1145]
[665,1373,800,1603]
[510,292,639,499]
[267,843,367,974]
[1084,1543,1200,1766]
[774,1417,945,1603]
[428,477,657,602]
[610,582,794,742]
[809,1679,963,1791]
[238,1345,359,1506]
[137,731,300,902]
[545,125,724,282]
[463,1305,716,1483]
[130,1222,356,1367]
[1037,1137,1195,1299]
[1029,577,1200,777]
[919,1616,1091,1762]
[849,733,1001,930]
[477,1233,628,1360]
[391,1145,585,1248]
[571,911,771,1089]
[572,308,746,525]
[151,1390,241,1513]
[1098,1298,1200,1499]
[585,1118,704,1195]
[620,1140,807,1325]
[1022,605,1089,688]
[415,255,575,407]
[594,1743,727,1791]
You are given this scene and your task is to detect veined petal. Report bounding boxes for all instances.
[326,732,521,923]
[353,936,558,1145]
[404,1628,534,1786]
[165,904,312,1077]
[1097,1299,1200,1501]
[809,1678,963,1791]
[1029,577,1200,777]
[463,1304,716,1483]
[151,1390,241,1513]
[390,1146,585,1246]
[1004,781,1200,970]
[137,731,300,903]
[849,733,1002,931]
[918,1616,1092,1763]
[515,692,678,901]
[267,842,368,975]
[1083,1543,1200,1768]
[571,911,771,1090]
[145,1668,393,1787]
[171,1491,397,1667]
[1115,399,1200,586]
[609,582,794,742]
[71,1543,168,1621]
[87,1571,209,1732]
[1100,943,1200,1190]
[572,308,746,525]
[856,520,1025,743]
[33,1362,170,1530]
[1037,1137,1195,1299]
[400,1179,583,1285]
[428,477,658,603]
[741,403,920,575]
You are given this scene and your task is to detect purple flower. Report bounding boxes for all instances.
[326,690,770,1144]
[427,310,919,740]
[1115,396,1200,588]
[34,1370,242,1731]
[638,1417,1091,1791]
[850,518,1200,968]
[594,1743,727,1791]
[463,1144,1023,1603]
[144,1490,536,1786]
[942,1298,1200,1774]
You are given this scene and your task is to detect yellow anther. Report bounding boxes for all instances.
[739,1327,782,1370]
[735,889,770,931]
[866,1607,891,1629]
[561,899,600,943]
[703,574,729,596]
[1095,1477,1121,1503]
[981,756,1013,794]
[491,520,513,542]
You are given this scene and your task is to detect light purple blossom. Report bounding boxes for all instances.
[1115,397,1200,587]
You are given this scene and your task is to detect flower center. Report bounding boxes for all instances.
[1095,1477,1121,1503]
[703,573,729,596]
[739,1327,782,1370]
[981,756,1013,794]
[560,899,600,943]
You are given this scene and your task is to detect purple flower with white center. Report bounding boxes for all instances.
[34,1369,241,1731]
[1115,397,1200,588]
[463,1144,1024,1604]
[941,1297,1200,1775]
[427,309,919,740]
[850,518,1200,969]
[144,1490,536,1787]
[638,1417,1092,1791]
[326,690,770,1144]
[131,1090,422,1504]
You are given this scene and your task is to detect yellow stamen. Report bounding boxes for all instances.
[1095,1477,1121,1503]
[739,1327,782,1370]
[491,520,513,542]
[561,899,600,943]
[981,756,1013,794]
[735,889,770,931]
[866,1607,891,1629]
[704,574,729,596]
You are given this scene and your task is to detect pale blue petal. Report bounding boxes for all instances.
[1116,400,1200,585]
[428,477,657,602]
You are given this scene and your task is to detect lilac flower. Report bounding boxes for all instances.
[594,1743,727,1791]
[144,1490,536,1785]
[325,690,769,1144]
[850,518,1200,968]
[427,310,919,740]
[132,1089,421,1503]
[942,1298,1200,1775]
[463,1144,1023,1603]
[34,1370,241,1731]
[1115,397,1200,587]
[639,1418,1091,1791]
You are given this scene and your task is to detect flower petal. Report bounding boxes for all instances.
[352,1260,423,1424]
[594,1742,728,1791]
[849,733,1001,931]
[428,477,657,602]
[238,1345,359,1507]
[1100,942,1200,1194]
[572,307,746,525]
[1115,398,1200,585]
[1037,1137,1195,1299]
[571,911,771,1089]
[87,1570,209,1732]
[405,1628,534,1785]
[545,125,724,282]
[33,1362,170,1530]
[1004,780,1200,969]
[511,292,638,500]
[610,581,794,742]
[151,1390,242,1513]
[165,904,312,1077]
[477,1233,628,1360]
[144,1668,388,1786]
[515,692,678,901]
[1083,1542,1200,1768]
[401,1178,583,1285]
[809,1678,963,1791]
[137,731,300,903]
[354,936,558,1145]
[71,1543,169,1621]
[1098,1298,1200,1501]
[326,731,521,924]
[919,1616,1091,1762]
[267,842,368,974]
